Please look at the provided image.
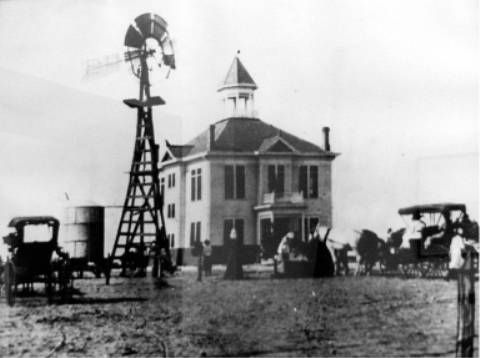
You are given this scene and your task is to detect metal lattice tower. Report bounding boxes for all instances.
[107,13,176,281]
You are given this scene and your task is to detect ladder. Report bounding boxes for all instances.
[107,104,169,280]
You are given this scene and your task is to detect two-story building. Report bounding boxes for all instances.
[159,55,338,264]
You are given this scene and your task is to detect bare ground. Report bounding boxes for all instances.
[0,265,477,357]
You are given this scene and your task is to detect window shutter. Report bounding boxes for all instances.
[267,165,276,193]
[224,219,233,244]
[225,165,234,199]
[190,223,195,246]
[309,166,318,198]
[299,165,308,198]
[197,169,202,200]
[235,219,244,245]
[236,165,245,199]
[191,170,196,201]
[196,222,201,243]
[277,165,285,195]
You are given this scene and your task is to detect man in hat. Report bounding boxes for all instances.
[401,210,426,249]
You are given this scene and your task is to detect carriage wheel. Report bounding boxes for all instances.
[419,261,433,278]
[4,261,15,306]
[433,260,449,279]
[399,263,412,278]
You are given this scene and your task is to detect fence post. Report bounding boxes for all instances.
[456,249,475,357]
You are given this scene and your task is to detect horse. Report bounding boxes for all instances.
[315,226,387,276]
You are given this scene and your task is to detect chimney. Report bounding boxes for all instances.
[209,124,215,151]
[322,127,330,151]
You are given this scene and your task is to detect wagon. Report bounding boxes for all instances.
[2,216,74,306]
[385,203,478,278]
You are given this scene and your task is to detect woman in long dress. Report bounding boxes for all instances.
[224,228,244,279]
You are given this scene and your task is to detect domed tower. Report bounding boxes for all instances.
[218,53,258,118]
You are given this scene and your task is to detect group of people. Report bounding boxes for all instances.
[195,228,245,280]
[275,226,334,277]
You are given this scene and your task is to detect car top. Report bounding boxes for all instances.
[8,216,60,228]
[398,203,466,215]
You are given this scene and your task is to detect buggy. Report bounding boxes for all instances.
[2,216,73,306]
[385,203,478,278]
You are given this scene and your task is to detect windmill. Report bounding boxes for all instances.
[106,13,176,282]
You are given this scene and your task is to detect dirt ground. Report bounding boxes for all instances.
[0,265,477,357]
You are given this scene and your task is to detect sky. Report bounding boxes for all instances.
[0,0,478,241]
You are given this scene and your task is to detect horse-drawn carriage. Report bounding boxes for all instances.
[2,216,74,306]
[384,203,478,278]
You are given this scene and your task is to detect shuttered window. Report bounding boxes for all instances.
[299,165,319,198]
[225,165,245,199]
[190,221,201,246]
[191,168,202,201]
[268,165,285,195]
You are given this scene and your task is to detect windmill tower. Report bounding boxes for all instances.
[107,13,176,280]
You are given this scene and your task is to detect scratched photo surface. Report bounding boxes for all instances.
[0,0,477,357]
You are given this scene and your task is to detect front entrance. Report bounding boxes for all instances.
[260,216,302,258]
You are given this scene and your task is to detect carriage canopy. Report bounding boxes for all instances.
[398,203,466,215]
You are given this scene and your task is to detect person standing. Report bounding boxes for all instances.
[224,228,244,279]
[401,210,426,249]
[203,240,213,276]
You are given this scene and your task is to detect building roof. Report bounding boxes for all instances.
[165,141,194,158]
[218,56,257,91]
[178,117,330,157]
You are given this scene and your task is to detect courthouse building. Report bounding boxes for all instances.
[159,56,338,264]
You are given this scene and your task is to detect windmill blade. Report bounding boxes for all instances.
[163,54,175,70]
[125,25,144,49]
[152,14,168,39]
[134,13,153,38]
[134,12,169,43]
[153,14,168,30]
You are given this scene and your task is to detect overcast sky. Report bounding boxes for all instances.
[0,0,478,237]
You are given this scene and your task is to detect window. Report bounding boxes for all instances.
[167,204,175,218]
[223,218,244,244]
[167,173,176,188]
[225,165,246,199]
[299,165,319,198]
[267,165,285,196]
[191,168,202,201]
[190,221,201,246]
